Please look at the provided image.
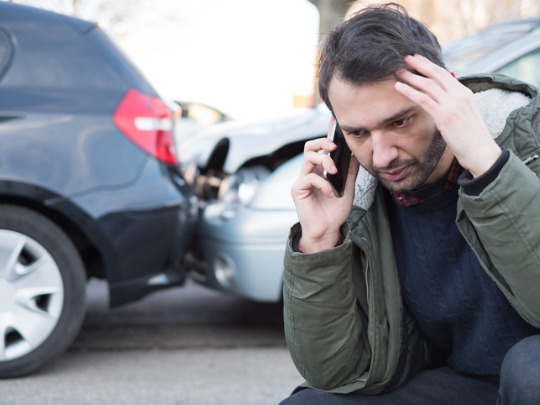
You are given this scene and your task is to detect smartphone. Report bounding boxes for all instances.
[324,120,351,197]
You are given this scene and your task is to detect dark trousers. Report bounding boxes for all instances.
[280,335,540,405]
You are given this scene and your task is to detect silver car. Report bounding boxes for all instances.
[181,16,540,302]
[180,105,330,301]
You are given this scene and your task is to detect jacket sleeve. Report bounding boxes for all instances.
[282,222,372,393]
[458,152,540,327]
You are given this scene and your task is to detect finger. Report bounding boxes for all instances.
[293,171,336,199]
[302,150,339,178]
[304,137,336,154]
[301,138,337,175]
[403,54,455,90]
[394,79,440,114]
[397,68,444,103]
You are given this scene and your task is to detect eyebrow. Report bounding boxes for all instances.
[339,106,418,134]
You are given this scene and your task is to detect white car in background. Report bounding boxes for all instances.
[172,100,232,147]
[180,16,540,302]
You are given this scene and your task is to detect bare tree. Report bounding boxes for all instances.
[310,0,539,43]
[10,0,149,34]
[308,0,350,37]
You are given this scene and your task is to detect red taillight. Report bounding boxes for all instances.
[113,89,178,165]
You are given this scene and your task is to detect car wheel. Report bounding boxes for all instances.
[0,204,86,378]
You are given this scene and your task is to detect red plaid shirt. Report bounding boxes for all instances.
[391,159,464,206]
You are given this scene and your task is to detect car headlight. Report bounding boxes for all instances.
[217,166,269,216]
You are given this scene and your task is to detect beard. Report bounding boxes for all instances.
[373,129,447,193]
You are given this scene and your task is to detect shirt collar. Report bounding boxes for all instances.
[391,159,464,206]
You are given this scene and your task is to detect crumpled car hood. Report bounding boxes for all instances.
[178,105,331,173]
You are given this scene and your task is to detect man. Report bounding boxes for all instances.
[281,3,540,404]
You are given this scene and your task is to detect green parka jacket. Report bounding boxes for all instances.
[283,74,540,395]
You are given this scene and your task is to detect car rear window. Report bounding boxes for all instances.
[0,20,126,91]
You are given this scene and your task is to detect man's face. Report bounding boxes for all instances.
[328,76,453,193]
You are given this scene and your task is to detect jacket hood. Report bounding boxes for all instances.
[352,75,533,210]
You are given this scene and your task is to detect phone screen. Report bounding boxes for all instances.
[324,121,351,197]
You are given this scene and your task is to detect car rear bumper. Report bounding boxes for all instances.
[104,199,198,306]
[67,162,199,307]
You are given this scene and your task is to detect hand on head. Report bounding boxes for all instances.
[395,54,501,177]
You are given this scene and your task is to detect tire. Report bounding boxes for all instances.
[0,204,86,378]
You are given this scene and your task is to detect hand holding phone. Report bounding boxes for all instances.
[324,120,352,197]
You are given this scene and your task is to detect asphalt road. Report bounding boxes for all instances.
[0,279,303,404]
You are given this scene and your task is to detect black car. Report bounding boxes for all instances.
[0,3,196,377]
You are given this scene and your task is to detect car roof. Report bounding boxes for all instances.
[444,16,540,76]
[0,1,96,31]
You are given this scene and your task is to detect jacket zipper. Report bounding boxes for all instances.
[362,251,372,346]
[523,154,539,166]
[364,259,370,304]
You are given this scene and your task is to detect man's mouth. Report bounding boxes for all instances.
[378,165,411,182]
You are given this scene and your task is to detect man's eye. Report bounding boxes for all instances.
[349,130,367,138]
[392,117,410,128]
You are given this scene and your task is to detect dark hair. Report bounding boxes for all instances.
[318,3,445,111]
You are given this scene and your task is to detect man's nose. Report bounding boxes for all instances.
[371,131,398,169]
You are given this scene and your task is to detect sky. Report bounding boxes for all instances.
[115,0,320,120]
